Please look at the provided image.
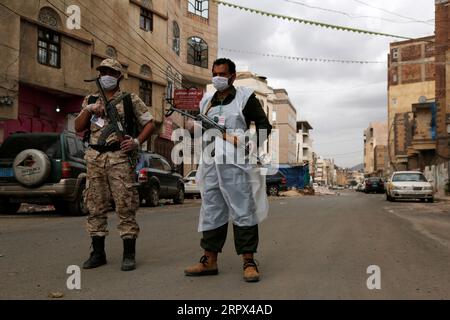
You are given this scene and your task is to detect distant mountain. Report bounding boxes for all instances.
[350,163,364,172]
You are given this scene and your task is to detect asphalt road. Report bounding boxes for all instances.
[1,191,450,300]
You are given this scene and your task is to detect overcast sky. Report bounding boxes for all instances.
[217,0,434,168]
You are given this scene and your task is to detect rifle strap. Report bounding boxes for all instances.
[203,100,214,116]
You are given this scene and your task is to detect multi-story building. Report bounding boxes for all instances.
[0,0,218,168]
[387,36,435,171]
[364,122,388,177]
[315,157,335,186]
[296,121,314,171]
[272,89,297,164]
[435,0,450,161]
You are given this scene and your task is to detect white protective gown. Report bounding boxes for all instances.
[196,87,269,232]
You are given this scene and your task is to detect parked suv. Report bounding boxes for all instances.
[0,131,88,215]
[266,171,287,196]
[135,152,185,207]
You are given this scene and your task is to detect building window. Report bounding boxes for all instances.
[140,8,153,32]
[173,21,180,56]
[187,37,208,68]
[140,80,152,106]
[188,0,209,19]
[38,28,61,68]
[140,64,152,77]
[106,46,117,59]
[38,7,60,28]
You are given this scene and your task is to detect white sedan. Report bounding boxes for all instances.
[386,171,434,203]
[184,170,200,197]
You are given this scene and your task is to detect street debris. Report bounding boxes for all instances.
[48,292,64,299]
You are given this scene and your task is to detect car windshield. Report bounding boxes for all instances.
[0,135,61,159]
[392,173,427,182]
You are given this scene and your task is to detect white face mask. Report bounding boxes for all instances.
[212,76,230,92]
[99,75,118,91]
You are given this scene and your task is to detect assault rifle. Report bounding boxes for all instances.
[84,78,134,165]
[165,99,269,165]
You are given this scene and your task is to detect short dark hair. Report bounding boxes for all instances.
[212,58,236,74]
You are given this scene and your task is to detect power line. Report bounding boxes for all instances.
[0,0,189,109]
[220,47,385,64]
[48,0,187,90]
[281,0,434,25]
[352,0,433,26]
[214,0,412,39]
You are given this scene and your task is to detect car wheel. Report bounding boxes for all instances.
[173,186,185,205]
[0,201,21,214]
[268,185,279,197]
[420,199,426,203]
[428,198,434,203]
[146,186,160,207]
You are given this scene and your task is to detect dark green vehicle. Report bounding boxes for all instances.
[0,131,88,216]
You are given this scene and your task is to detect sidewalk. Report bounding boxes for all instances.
[435,193,450,203]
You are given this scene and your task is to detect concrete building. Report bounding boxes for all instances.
[0,0,218,167]
[296,121,314,171]
[315,157,335,187]
[422,0,450,195]
[272,89,297,164]
[364,122,388,177]
[434,0,450,161]
[387,36,435,172]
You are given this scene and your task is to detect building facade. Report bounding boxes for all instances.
[364,122,388,177]
[387,36,436,172]
[272,89,297,164]
[296,121,314,171]
[0,0,218,170]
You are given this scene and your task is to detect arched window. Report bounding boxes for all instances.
[105,46,117,59]
[187,37,208,69]
[188,0,209,19]
[37,7,61,68]
[140,64,152,77]
[172,21,180,56]
[38,7,61,28]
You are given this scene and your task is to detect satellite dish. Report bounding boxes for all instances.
[419,96,427,104]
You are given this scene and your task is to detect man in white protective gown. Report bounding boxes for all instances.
[184,58,272,282]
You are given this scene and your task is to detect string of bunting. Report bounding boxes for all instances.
[220,47,385,64]
[214,0,412,40]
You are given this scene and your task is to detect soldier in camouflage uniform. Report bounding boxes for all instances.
[75,58,154,271]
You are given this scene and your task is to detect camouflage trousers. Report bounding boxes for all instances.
[84,158,140,239]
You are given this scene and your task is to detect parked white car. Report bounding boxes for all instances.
[386,171,434,203]
[184,170,200,197]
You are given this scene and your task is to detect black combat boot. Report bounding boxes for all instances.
[83,236,107,269]
[121,238,136,271]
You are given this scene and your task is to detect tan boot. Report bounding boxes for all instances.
[184,251,219,276]
[242,253,260,282]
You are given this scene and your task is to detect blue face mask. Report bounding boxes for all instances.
[99,75,118,91]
